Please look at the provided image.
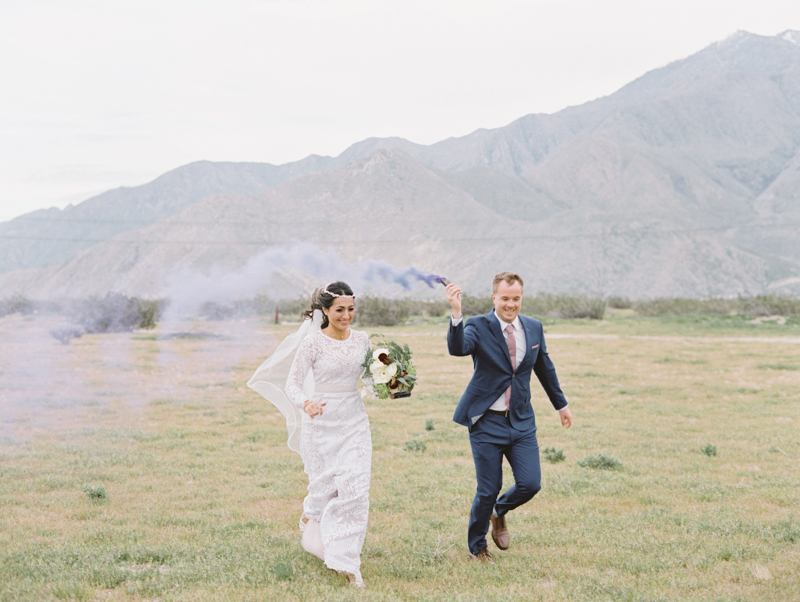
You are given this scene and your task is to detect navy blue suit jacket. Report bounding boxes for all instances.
[448,311,568,431]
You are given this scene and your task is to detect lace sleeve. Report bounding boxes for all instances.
[286,336,314,409]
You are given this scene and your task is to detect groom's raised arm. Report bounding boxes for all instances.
[448,315,479,357]
[446,283,477,356]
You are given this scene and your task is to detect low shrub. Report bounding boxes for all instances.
[607,296,633,309]
[634,298,727,316]
[356,296,410,326]
[50,326,85,345]
[460,295,494,317]
[272,561,294,581]
[405,299,451,317]
[82,483,108,501]
[735,294,800,317]
[578,453,621,470]
[137,299,161,329]
[255,296,448,323]
[0,294,36,317]
[67,294,165,333]
[451,293,608,320]
[404,439,427,452]
[634,294,800,317]
[277,296,311,321]
[701,444,717,457]
[543,447,566,463]
[523,293,606,320]
[555,294,605,319]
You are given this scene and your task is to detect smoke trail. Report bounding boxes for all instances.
[0,314,94,440]
[359,262,447,289]
[160,242,446,325]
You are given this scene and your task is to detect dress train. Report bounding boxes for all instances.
[300,515,325,560]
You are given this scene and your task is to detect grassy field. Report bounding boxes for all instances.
[0,310,798,601]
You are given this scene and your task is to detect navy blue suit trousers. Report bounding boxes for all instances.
[468,413,541,554]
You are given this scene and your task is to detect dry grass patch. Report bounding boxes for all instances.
[0,313,798,601]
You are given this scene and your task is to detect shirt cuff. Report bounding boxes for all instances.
[451,315,463,326]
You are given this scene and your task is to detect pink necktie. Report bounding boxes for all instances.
[505,324,516,408]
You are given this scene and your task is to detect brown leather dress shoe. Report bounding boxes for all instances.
[469,547,494,564]
[490,513,509,550]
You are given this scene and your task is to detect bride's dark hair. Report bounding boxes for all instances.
[303,281,355,329]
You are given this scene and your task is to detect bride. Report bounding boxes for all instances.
[248,281,372,587]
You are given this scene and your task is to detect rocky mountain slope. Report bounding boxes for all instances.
[1,149,793,300]
[2,30,799,299]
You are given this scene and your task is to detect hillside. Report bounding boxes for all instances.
[1,30,799,299]
[0,149,792,301]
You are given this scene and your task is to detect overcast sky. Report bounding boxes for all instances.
[1,0,799,222]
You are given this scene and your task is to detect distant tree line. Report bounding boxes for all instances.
[620,294,800,317]
[2,292,799,335]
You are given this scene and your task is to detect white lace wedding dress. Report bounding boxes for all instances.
[284,329,372,582]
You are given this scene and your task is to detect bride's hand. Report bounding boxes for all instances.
[303,401,326,418]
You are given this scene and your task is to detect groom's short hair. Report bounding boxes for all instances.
[492,271,524,293]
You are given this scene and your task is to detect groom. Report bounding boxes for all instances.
[446,272,573,563]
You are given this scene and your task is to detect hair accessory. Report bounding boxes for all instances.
[322,287,355,299]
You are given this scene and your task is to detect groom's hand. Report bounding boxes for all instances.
[559,407,573,429]
[446,283,462,320]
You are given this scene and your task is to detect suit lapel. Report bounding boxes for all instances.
[487,311,511,366]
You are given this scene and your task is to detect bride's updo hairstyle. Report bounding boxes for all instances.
[304,281,355,329]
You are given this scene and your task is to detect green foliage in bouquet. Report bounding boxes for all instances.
[361,336,418,399]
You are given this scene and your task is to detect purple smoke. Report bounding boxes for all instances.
[160,243,448,324]
[359,263,448,290]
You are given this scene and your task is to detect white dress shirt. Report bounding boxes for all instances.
[451,310,527,417]
[487,312,526,411]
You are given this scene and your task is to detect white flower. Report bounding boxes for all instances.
[370,362,390,384]
[370,360,397,384]
[373,348,390,361]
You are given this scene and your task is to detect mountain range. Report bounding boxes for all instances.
[2,30,800,300]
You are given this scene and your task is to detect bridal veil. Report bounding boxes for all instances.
[247,309,322,459]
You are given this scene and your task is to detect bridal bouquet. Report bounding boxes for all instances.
[361,338,417,399]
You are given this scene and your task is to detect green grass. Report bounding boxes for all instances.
[0,313,798,600]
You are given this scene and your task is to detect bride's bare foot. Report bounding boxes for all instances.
[299,513,308,532]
